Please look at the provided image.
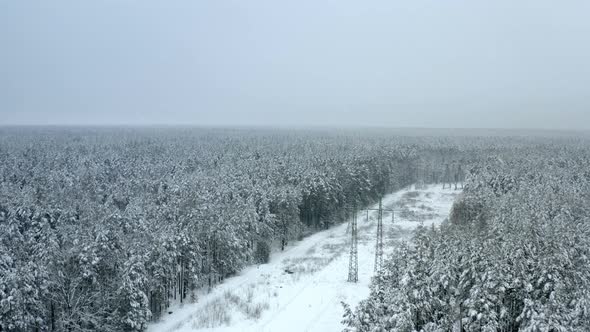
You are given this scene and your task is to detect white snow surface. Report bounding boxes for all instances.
[148,184,460,332]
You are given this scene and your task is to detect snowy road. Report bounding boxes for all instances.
[148,184,460,332]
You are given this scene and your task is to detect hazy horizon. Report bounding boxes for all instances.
[2,1,590,129]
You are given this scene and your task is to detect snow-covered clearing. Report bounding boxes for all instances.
[148,184,460,332]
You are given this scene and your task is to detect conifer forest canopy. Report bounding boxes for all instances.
[1,127,590,331]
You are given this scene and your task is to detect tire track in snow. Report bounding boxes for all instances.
[258,225,356,331]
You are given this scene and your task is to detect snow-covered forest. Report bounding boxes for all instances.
[1,128,589,331]
[344,141,590,331]
[0,127,458,331]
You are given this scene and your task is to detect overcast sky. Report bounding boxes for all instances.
[1,0,589,128]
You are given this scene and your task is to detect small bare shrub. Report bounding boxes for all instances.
[245,302,270,320]
[192,297,231,329]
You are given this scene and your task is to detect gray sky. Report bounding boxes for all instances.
[1,0,589,129]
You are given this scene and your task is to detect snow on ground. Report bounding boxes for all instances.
[148,184,460,332]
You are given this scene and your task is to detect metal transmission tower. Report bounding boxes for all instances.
[361,199,395,275]
[374,198,384,273]
[347,199,396,282]
[455,163,464,189]
[443,163,452,189]
[347,210,359,283]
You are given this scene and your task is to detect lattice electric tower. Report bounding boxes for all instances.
[347,199,395,281]
[443,163,452,189]
[374,198,384,273]
[366,198,395,274]
[347,210,358,283]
